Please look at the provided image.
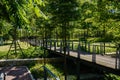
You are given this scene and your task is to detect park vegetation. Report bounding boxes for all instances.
[0,0,120,43]
[0,0,120,79]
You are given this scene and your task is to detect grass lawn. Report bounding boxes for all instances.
[67,41,116,54]
[0,40,31,59]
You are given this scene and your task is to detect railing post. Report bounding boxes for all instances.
[100,42,103,55]
[95,45,96,53]
[72,41,73,50]
[115,48,118,69]
[82,41,83,48]
[60,40,62,53]
[39,40,41,46]
[97,45,100,54]
[77,43,80,58]
[57,39,59,47]
[92,45,96,63]
[50,40,52,50]
[84,41,87,51]
[92,44,95,53]
[88,42,90,53]
[115,44,120,69]
[67,41,70,55]
[103,42,106,55]
[46,39,48,48]
[54,40,56,51]
[118,44,120,69]
[41,39,44,47]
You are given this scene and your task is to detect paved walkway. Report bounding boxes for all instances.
[0,66,34,80]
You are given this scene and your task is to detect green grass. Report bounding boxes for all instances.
[0,41,44,59]
[68,42,116,54]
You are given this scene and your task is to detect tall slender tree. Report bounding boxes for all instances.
[47,0,80,79]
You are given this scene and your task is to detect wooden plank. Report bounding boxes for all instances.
[50,47,119,70]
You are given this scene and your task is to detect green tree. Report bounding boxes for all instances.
[47,0,80,39]
[47,0,80,79]
[0,0,46,58]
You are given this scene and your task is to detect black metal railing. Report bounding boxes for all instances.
[42,66,60,80]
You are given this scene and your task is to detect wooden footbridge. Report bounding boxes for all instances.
[28,39,120,74]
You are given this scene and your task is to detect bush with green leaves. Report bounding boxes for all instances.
[30,63,64,79]
[104,74,120,80]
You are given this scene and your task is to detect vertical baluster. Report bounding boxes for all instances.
[78,43,80,58]
[54,40,56,51]
[67,41,70,55]
[60,40,62,53]
[92,45,96,63]
[115,48,118,69]
[118,44,120,69]
[77,43,80,80]
[50,40,52,50]
[100,42,102,54]
[88,42,90,53]
[72,41,73,50]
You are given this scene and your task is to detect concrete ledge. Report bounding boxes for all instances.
[0,58,64,66]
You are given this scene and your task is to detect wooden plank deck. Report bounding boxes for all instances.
[49,47,120,70]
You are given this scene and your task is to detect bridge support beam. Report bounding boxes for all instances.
[77,43,80,80]
[76,59,80,80]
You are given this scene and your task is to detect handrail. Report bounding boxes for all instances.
[42,66,60,80]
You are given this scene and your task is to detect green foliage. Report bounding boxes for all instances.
[1,0,120,53]
[46,0,80,40]
[0,44,45,59]
[23,46,45,58]
[104,74,120,80]
[47,0,80,23]
[30,64,44,78]
[30,63,64,79]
